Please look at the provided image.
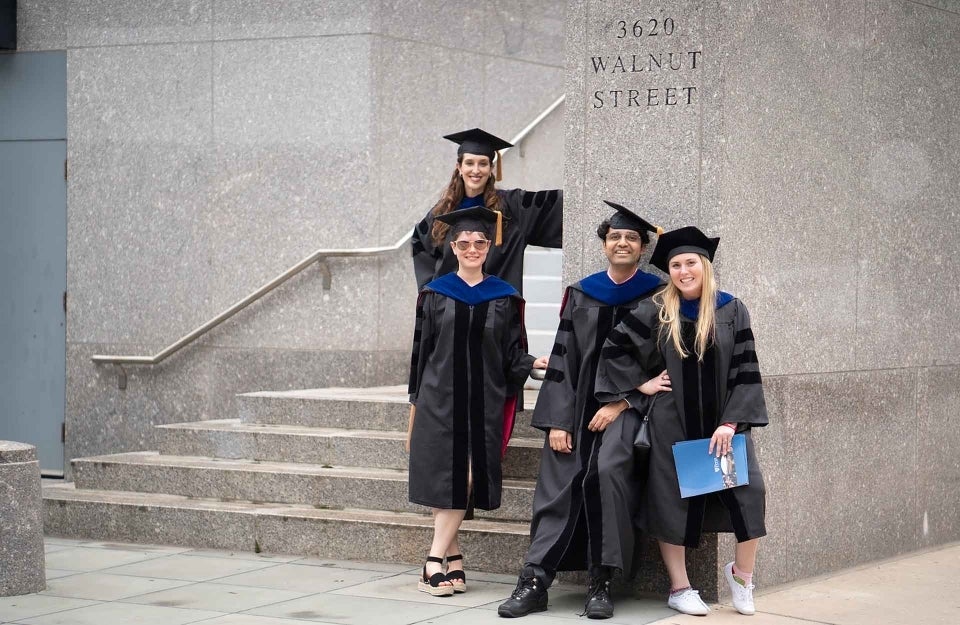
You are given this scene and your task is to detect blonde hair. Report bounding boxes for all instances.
[653,254,718,361]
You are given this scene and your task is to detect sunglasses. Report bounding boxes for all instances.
[453,240,491,251]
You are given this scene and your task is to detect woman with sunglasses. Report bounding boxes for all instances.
[408,206,547,597]
[411,128,562,295]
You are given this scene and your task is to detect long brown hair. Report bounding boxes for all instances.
[429,157,502,245]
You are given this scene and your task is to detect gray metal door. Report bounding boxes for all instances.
[0,51,67,473]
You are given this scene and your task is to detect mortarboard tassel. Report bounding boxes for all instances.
[656,226,664,236]
[495,210,503,246]
[495,150,502,182]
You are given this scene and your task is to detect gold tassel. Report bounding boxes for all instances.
[656,225,664,236]
[495,210,503,246]
[495,150,503,181]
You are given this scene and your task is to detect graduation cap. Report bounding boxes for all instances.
[443,127,513,181]
[649,226,720,273]
[435,205,504,246]
[603,200,664,235]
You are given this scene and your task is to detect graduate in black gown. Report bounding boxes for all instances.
[408,206,548,597]
[411,128,563,294]
[498,202,664,620]
[595,226,768,617]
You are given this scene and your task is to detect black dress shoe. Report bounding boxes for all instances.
[497,573,548,618]
[583,569,614,619]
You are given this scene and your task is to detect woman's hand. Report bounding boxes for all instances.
[708,424,735,457]
[588,399,628,432]
[533,356,549,369]
[637,369,671,395]
[549,428,573,453]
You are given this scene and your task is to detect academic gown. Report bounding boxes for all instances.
[411,188,563,293]
[408,273,535,511]
[595,295,768,548]
[525,270,663,577]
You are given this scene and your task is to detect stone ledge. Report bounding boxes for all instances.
[70,452,536,522]
[154,419,543,478]
[42,484,531,574]
[0,441,45,596]
[0,441,38,464]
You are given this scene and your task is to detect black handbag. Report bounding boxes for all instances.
[632,395,657,464]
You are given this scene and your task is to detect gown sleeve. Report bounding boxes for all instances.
[503,297,536,389]
[721,300,769,427]
[408,291,436,404]
[411,211,441,290]
[499,188,564,249]
[530,288,580,433]
[594,301,664,404]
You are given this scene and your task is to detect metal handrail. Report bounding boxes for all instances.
[92,94,566,373]
[91,229,414,369]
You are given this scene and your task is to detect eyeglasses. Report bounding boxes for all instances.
[454,240,491,251]
[605,233,642,243]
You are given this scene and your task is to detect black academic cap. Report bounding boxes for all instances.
[649,226,720,273]
[435,206,504,245]
[443,128,513,158]
[602,200,663,235]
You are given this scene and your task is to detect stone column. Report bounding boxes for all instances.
[565,0,721,598]
[566,0,960,603]
[0,441,46,596]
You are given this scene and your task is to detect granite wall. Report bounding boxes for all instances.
[16,0,566,469]
[565,0,960,591]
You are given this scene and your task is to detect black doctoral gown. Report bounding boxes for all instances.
[408,273,535,511]
[411,188,563,293]
[525,270,663,576]
[595,295,768,547]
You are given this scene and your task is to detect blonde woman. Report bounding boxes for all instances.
[595,226,768,617]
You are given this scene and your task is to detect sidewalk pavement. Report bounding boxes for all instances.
[1,538,956,625]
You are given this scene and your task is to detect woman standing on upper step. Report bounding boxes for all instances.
[407,206,548,597]
[411,127,563,295]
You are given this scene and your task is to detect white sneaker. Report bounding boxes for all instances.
[667,588,710,616]
[724,561,756,615]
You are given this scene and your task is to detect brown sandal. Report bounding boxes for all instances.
[418,556,454,596]
[445,554,466,593]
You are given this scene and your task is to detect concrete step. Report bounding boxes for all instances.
[238,386,542,431]
[72,452,537,522]
[523,247,563,275]
[41,483,530,574]
[525,302,561,332]
[527,330,557,361]
[155,420,543,479]
[522,275,563,304]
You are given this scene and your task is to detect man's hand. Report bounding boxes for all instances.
[548,428,573,453]
[588,399,629,432]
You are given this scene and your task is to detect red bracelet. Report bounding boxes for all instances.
[720,423,737,432]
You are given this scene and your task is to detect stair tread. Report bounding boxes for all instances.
[241,385,540,405]
[42,484,529,533]
[523,275,561,282]
[75,452,537,489]
[525,302,561,309]
[157,419,543,444]
[240,385,414,403]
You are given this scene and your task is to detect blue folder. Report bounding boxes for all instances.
[671,434,749,498]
